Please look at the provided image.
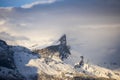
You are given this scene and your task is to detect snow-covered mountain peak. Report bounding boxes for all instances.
[0,35,120,80]
[33,34,71,60]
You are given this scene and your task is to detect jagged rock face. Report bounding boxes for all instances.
[33,34,71,60]
[0,39,15,69]
[0,39,25,80]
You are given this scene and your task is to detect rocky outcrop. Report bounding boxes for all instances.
[33,34,71,60]
[0,39,15,69]
[0,39,25,80]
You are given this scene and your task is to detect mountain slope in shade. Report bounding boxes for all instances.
[0,39,25,80]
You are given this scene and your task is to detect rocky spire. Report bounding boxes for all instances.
[59,34,66,46]
[33,34,71,60]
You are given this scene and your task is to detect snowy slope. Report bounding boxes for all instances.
[64,50,120,80]
[13,46,75,80]
[13,46,38,80]
[14,35,120,80]
[12,45,120,80]
[75,63,120,80]
[1,35,120,80]
[27,57,75,76]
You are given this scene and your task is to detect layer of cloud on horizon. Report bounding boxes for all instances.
[0,32,29,41]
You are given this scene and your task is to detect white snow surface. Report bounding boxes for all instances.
[75,63,120,80]
[12,46,120,80]
[27,58,75,75]
[13,46,75,80]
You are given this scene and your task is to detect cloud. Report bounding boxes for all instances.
[0,32,29,41]
[0,20,6,25]
[0,7,13,11]
[0,0,59,9]
[21,0,58,8]
[0,0,120,67]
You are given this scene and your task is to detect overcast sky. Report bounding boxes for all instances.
[0,0,120,69]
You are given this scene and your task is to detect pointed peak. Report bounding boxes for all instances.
[59,34,67,45]
[59,34,66,41]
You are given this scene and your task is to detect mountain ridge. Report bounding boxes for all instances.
[0,35,120,80]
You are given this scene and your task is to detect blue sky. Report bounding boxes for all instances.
[0,0,59,8]
[0,0,120,68]
[0,0,35,7]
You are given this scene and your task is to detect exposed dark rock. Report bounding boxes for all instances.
[0,39,25,80]
[33,34,71,60]
[0,39,15,69]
